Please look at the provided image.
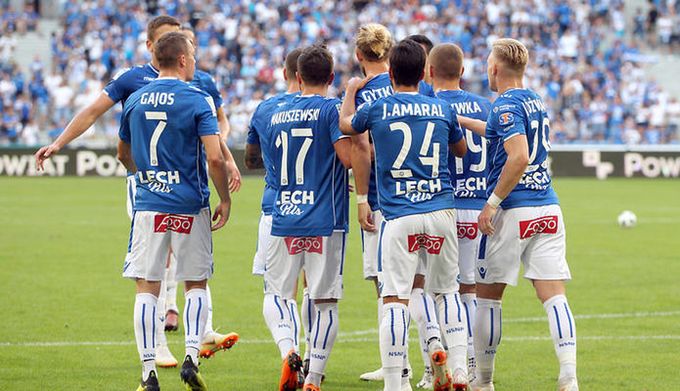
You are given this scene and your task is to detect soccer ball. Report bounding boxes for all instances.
[617,211,637,228]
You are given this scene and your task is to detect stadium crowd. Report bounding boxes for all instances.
[1,0,680,147]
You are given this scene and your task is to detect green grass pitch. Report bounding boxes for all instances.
[0,176,679,390]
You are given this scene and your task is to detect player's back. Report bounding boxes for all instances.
[268,95,348,236]
[247,92,300,215]
[191,69,224,108]
[121,78,218,214]
[357,92,460,220]
[104,63,159,105]
[486,88,558,208]
[436,89,491,210]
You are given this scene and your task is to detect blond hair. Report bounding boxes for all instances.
[491,38,529,75]
[356,23,393,61]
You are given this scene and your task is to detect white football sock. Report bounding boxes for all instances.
[409,288,435,372]
[156,279,169,348]
[460,293,477,373]
[301,288,312,361]
[165,254,179,314]
[263,293,295,359]
[134,293,158,380]
[203,285,214,336]
[473,298,502,385]
[307,302,339,387]
[543,294,577,380]
[380,302,409,391]
[183,289,208,364]
[288,299,302,352]
[436,293,468,373]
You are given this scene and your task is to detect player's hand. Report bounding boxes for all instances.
[358,203,376,232]
[478,203,497,235]
[34,143,60,171]
[346,76,370,93]
[211,200,231,231]
[226,161,242,193]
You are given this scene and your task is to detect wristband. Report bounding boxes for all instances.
[487,192,503,208]
[356,194,368,204]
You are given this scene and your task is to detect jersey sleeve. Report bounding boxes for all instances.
[247,103,263,145]
[103,67,131,103]
[350,101,372,134]
[418,81,435,97]
[202,74,224,108]
[492,99,527,142]
[326,100,347,143]
[196,95,220,137]
[447,106,464,144]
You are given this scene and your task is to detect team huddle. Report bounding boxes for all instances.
[34,15,578,391]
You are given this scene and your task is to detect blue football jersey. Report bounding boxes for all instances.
[485,88,559,208]
[352,92,464,220]
[104,63,159,105]
[354,73,434,211]
[268,95,349,237]
[436,90,491,210]
[247,92,300,215]
[191,69,224,109]
[119,78,219,214]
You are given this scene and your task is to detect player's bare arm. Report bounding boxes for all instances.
[333,138,353,169]
[479,134,529,235]
[351,132,374,232]
[217,107,242,192]
[35,92,115,170]
[458,115,486,137]
[450,137,467,158]
[244,143,264,169]
[339,76,369,135]
[116,139,137,173]
[202,134,232,231]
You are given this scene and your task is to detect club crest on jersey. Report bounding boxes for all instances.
[519,216,558,239]
[499,112,514,126]
[284,237,323,255]
[154,214,194,234]
[457,222,479,240]
[407,234,445,255]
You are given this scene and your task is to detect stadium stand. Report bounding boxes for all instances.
[1,0,679,147]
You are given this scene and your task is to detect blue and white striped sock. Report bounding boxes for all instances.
[184,289,208,364]
[473,298,502,385]
[460,293,477,372]
[263,293,295,358]
[409,288,436,373]
[544,294,577,380]
[436,292,468,372]
[380,302,409,391]
[300,289,312,361]
[307,302,339,387]
[287,299,301,353]
[134,293,158,380]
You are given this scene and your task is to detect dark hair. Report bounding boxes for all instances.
[297,45,334,86]
[429,43,464,80]
[389,39,425,87]
[285,48,304,81]
[154,32,191,69]
[147,15,181,41]
[406,34,434,54]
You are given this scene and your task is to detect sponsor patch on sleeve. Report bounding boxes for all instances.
[499,112,514,126]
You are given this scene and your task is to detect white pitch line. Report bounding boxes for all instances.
[1,310,678,348]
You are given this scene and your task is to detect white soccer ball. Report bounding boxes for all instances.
[617,210,637,228]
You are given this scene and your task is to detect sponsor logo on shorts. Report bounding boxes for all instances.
[284,237,323,255]
[519,215,558,239]
[457,222,479,240]
[154,214,194,234]
[407,234,445,255]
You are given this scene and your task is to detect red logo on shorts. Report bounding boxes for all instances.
[284,237,323,255]
[457,222,479,240]
[407,234,445,255]
[154,214,194,234]
[519,216,558,239]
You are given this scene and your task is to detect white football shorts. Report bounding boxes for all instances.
[252,213,273,276]
[455,208,482,285]
[378,209,459,299]
[123,208,213,282]
[264,231,346,300]
[476,204,571,286]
